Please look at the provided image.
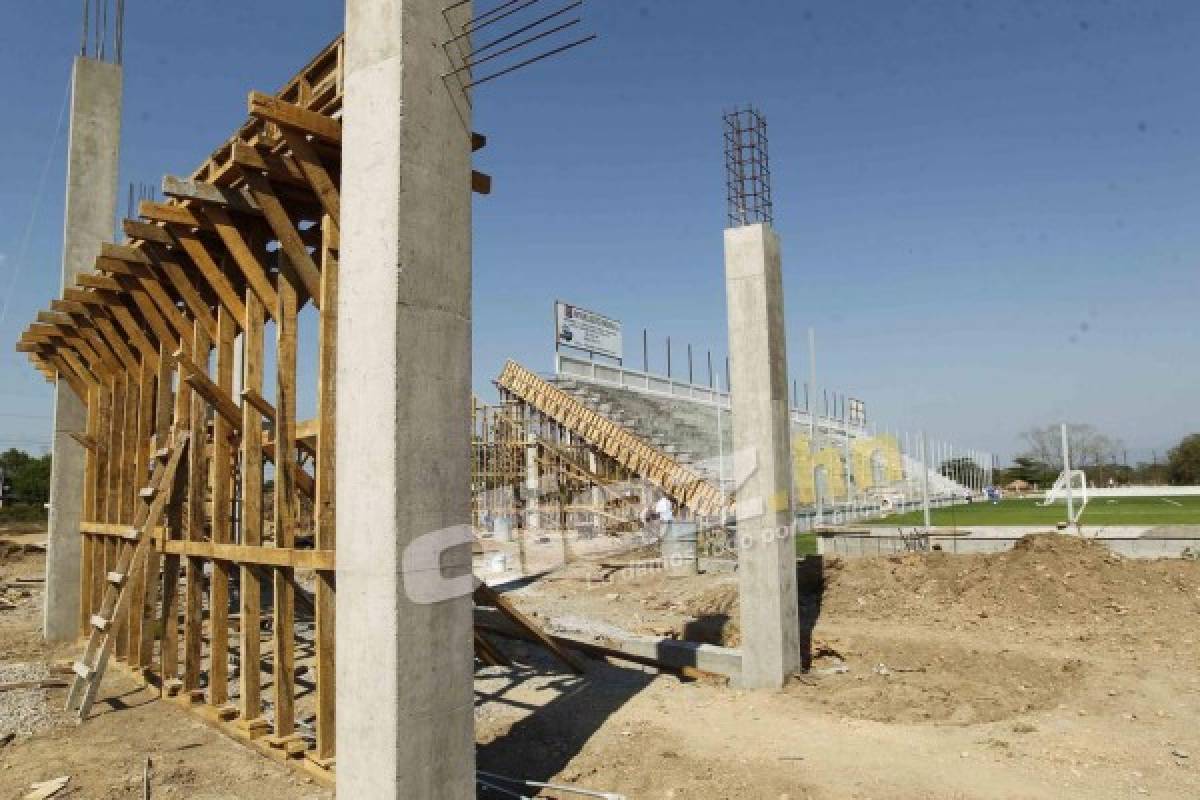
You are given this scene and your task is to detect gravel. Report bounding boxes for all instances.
[0,661,69,737]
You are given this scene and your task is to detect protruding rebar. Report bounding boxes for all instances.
[462,33,595,88]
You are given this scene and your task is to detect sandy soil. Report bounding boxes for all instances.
[492,534,1200,799]
[4,528,1199,799]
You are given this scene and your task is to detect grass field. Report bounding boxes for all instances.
[875,495,1200,527]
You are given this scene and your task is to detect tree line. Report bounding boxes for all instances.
[997,426,1200,487]
[0,448,52,506]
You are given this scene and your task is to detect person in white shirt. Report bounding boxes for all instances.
[655,494,674,526]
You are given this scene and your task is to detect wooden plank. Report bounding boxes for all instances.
[160,336,192,683]
[313,214,337,759]
[208,305,236,707]
[77,273,125,292]
[241,387,275,421]
[183,323,212,694]
[124,355,156,667]
[201,206,278,312]
[162,175,261,216]
[272,255,298,738]
[139,343,175,667]
[143,248,220,343]
[139,200,208,229]
[471,170,492,195]
[231,141,309,189]
[475,583,584,674]
[79,385,100,634]
[88,309,141,374]
[112,369,140,657]
[239,171,322,305]
[158,541,334,571]
[278,128,340,223]
[248,90,341,144]
[171,232,248,326]
[123,218,174,246]
[102,242,151,264]
[179,368,242,433]
[239,287,265,723]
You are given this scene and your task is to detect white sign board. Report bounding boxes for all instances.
[555,301,622,360]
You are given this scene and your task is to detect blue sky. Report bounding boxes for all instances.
[0,1,1197,463]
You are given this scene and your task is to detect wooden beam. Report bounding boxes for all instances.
[162,175,261,216]
[238,286,265,722]
[248,91,341,144]
[175,350,243,433]
[278,128,340,223]
[159,540,334,571]
[471,170,492,195]
[170,231,248,326]
[101,242,151,264]
[139,200,208,230]
[231,141,309,189]
[208,305,236,706]
[201,206,279,312]
[238,171,322,305]
[313,214,337,760]
[241,387,275,421]
[141,246,220,343]
[76,273,125,293]
[123,218,174,246]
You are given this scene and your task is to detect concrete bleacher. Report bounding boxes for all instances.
[549,369,970,506]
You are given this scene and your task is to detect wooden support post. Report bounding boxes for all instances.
[79,384,100,634]
[94,380,114,621]
[160,335,193,684]
[313,216,337,760]
[183,323,212,694]
[124,355,155,667]
[271,257,298,740]
[139,344,174,667]
[238,287,265,726]
[208,306,236,707]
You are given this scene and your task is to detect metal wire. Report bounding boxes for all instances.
[81,0,89,57]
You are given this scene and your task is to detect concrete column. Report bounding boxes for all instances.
[337,2,475,797]
[724,223,801,688]
[524,441,540,530]
[44,56,122,641]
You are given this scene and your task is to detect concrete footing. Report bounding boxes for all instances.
[724,223,802,688]
[44,56,122,642]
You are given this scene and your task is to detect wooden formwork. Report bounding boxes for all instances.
[14,34,497,785]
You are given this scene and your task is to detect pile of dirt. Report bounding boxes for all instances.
[821,533,1200,625]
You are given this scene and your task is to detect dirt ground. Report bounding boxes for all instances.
[4,528,1199,799]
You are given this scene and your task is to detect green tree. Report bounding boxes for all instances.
[0,449,51,505]
[1167,434,1200,486]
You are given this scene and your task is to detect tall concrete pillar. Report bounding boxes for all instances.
[724,223,801,688]
[337,1,475,797]
[44,56,122,641]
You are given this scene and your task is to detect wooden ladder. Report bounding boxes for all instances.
[65,433,190,721]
